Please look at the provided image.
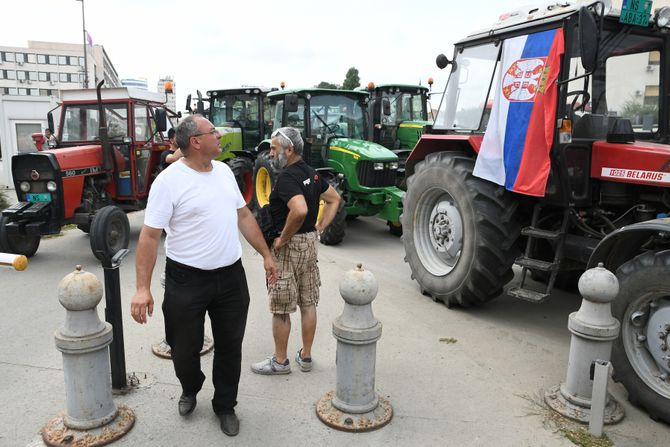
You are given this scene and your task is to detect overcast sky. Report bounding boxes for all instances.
[2,0,548,110]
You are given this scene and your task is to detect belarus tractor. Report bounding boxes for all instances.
[252,88,404,243]
[364,83,431,187]
[204,87,275,205]
[401,2,670,423]
[0,81,175,260]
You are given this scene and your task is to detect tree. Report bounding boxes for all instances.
[317,81,338,89]
[342,67,360,90]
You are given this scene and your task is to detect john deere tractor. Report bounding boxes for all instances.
[252,88,404,244]
[363,83,431,187]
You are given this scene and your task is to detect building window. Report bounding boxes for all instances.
[6,70,16,80]
[3,52,16,62]
[58,55,67,65]
[69,56,79,66]
[0,71,4,80]
[7,87,18,95]
[59,73,68,82]
[79,57,84,66]
[50,72,58,82]
[18,88,28,96]
[27,53,37,64]
[70,73,79,83]
[29,88,39,96]
[16,123,43,154]
[17,71,26,81]
[48,55,57,64]
[38,72,48,81]
[37,54,47,64]
[39,89,51,96]
[28,71,37,81]
[16,53,25,63]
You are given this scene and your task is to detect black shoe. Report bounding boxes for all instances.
[218,412,239,436]
[178,393,197,416]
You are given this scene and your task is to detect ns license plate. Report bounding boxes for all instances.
[26,193,51,203]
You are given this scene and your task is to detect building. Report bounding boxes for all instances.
[120,77,148,91]
[0,40,120,188]
[157,76,176,112]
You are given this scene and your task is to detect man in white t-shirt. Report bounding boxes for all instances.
[130,114,277,437]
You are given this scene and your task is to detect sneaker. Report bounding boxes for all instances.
[295,349,313,372]
[251,356,291,375]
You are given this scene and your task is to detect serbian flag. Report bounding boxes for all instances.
[473,28,564,196]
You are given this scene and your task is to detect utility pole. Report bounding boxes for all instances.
[76,0,89,88]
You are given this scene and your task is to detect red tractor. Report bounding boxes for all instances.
[402,3,670,422]
[0,81,176,260]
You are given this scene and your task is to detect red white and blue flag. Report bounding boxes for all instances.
[473,28,564,196]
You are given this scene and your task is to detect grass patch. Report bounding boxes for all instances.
[41,224,78,239]
[518,392,613,447]
[439,337,458,344]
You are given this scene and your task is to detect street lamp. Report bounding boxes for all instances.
[75,0,89,88]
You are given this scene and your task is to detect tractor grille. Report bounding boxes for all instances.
[356,161,396,188]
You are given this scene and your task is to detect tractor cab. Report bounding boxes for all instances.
[206,87,274,161]
[363,83,430,151]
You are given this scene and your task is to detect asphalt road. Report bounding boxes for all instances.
[0,212,668,446]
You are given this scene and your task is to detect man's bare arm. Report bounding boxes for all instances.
[316,185,341,232]
[276,195,308,248]
[130,225,162,324]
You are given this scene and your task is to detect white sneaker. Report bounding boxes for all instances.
[295,349,313,372]
[251,356,291,375]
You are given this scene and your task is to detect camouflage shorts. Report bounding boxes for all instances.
[269,231,320,314]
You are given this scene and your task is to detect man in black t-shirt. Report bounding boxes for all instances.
[160,127,183,169]
[251,127,341,375]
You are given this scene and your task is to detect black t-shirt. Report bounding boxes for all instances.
[269,159,328,234]
[160,149,175,169]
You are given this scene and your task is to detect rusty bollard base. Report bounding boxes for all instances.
[544,384,624,425]
[42,404,135,447]
[316,390,392,432]
[151,336,214,359]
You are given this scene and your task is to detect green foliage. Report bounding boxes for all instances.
[342,67,360,90]
[622,97,658,120]
[317,81,338,89]
[0,189,9,211]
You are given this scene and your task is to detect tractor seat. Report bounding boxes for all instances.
[572,113,607,139]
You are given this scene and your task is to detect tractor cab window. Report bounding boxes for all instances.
[382,91,426,125]
[61,103,128,142]
[308,94,364,143]
[134,105,152,142]
[434,42,500,131]
[211,94,262,147]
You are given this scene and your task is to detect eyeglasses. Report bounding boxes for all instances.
[271,129,292,143]
[192,128,218,138]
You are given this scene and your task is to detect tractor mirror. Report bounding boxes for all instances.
[47,112,55,133]
[154,108,168,132]
[185,94,192,113]
[382,98,391,116]
[196,100,205,115]
[436,53,451,70]
[284,94,299,113]
[579,7,598,73]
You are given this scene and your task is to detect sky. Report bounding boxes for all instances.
[1,0,549,111]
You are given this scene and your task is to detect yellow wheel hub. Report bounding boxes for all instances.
[255,167,272,207]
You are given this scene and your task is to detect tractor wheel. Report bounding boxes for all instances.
[227,157,255,208]
[90,206,130,262]
[401,152,520,307]
[77,223,91,234]
[318,177,346,246]
[612,250,670,424]
[0,215,41,257]
[252,151,277,211]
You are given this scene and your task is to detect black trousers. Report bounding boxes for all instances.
[163,257,250,414]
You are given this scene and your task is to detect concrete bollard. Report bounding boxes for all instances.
[545,263,625,425]
[0,252,28,271]
[316,264,393,432]
[151,271,214,358]
[42,265,134,446]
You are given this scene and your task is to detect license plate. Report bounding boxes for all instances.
[26,193,51,203]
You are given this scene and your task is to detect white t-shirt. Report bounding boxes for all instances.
[145,159,246,270]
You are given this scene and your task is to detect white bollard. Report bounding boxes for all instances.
[0,252,27,271]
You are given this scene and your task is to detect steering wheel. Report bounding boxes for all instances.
[566,90,591,113]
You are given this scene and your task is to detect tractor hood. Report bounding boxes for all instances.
[48,145,104,172]
[329,138,398,161]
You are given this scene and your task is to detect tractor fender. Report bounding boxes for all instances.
[587,217,670,271]
[231,150,256,162]
[255,140,271,155]
[405,134,483,179]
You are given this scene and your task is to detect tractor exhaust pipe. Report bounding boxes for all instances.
[96,80,113,173]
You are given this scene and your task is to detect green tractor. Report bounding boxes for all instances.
[252,88,404,244]
[363,83,432,187]
[192,87,275,205]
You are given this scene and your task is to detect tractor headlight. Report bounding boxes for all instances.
[47,181,57,192]
[373,162,384,171]
[389,162,398,170]
[20,181,31,192]
[656,7,670,27]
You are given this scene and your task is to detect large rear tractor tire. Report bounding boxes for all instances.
[318,176,346,246]
[227,157,255,208]
[252,151,276,212]
[612,250,670,423]
[90,206,130,262]
[0,215,41,257]
[401,152,520,307]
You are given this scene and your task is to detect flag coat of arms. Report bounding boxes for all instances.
[473,28,564,196]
